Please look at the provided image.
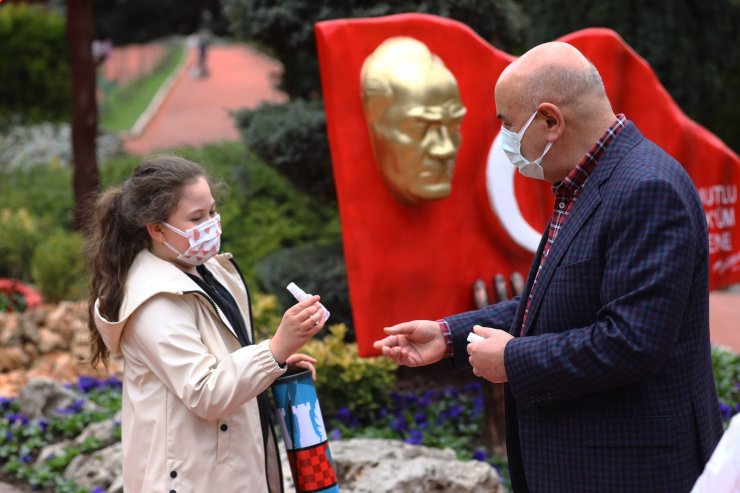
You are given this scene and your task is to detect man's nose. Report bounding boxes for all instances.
[424,125,456,159]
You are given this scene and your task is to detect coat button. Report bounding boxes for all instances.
[170,490,176,493]
[220,424,228,431]
[170,471,177,478]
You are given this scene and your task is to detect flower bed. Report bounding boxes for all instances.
[0,279,42,313]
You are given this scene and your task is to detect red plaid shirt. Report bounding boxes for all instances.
[520,114,627,335]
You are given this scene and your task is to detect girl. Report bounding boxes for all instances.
[87,156,324,492]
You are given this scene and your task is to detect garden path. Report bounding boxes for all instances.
[122,41,286,155]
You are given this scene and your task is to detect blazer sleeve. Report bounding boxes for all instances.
[505,176,701,405]
[446,297,520,368]
[121,293,285,421]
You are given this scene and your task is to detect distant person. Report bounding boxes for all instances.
[87,156,325,492]
[361,36,466,205]
[196,27,211,78]
[374,41,723,492]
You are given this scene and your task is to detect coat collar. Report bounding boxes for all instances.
[94,249,240,354]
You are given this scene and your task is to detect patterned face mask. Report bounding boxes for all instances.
[162,214,221,266]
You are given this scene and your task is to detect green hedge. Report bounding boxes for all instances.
[0,4,70,127]
[233,100,336,203]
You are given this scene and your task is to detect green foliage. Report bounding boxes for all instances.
[248,292,285,341]
[0,209,43,281]
[0,162,74,231]
[519,0,740,152]
[301,325,397,421]
[223,0,527,99]
[233,100,336,202]
[255,242,352,337]
[0,4,70,126]
[0,377,122,492]
[31,231,88,303]
[712,345,740,427]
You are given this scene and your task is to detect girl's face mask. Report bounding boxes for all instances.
[162,214,221,266]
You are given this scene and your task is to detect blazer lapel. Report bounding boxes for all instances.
[520,178,602,336]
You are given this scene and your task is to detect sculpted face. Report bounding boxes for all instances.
[362,37,466,205]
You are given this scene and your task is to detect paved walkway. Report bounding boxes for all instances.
[123,42,286,155]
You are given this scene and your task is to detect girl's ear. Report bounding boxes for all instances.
[146,223,166,243]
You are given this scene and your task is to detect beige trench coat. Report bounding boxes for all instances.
[94,249,286,492]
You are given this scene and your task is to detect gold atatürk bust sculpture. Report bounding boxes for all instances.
[361,36,467,205]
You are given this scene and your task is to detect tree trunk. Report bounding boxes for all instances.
[66,0,100,232]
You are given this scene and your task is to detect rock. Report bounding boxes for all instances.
[16,378,97,419]
[0,313,21,345]
[330,439,503,493]
[74,416,120,447]
[37,328,67,353]
[35,440,74,466]
[0,347,31,372]
[64,442,122,490]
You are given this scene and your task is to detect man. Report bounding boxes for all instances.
[374,41,723,492]
[361,36,467,206]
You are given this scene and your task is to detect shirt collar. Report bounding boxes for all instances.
[553,114,627,197]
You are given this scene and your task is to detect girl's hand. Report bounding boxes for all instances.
[286,353,318,380]
[271,295,325,364]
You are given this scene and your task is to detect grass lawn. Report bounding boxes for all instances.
[99,40,185,132]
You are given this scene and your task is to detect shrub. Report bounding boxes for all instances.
[255,241,352,338]
[0,164,74,231]
[249,292,284,342]
[31,231,88,303]
[0,208,43,281]
[233,100,336,202]
[712,346,740,427]
[300,324,397,421]
[0,4,70,126]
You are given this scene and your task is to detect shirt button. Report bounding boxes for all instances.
[220,424,228,432]
[558,202,565,209]
[170,471,177,478]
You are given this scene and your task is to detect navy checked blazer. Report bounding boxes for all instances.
[446,122,723,493]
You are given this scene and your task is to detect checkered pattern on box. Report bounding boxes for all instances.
[288,441,337,492]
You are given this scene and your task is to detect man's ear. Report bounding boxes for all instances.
[537,102,564,141]
[146,223,166,243]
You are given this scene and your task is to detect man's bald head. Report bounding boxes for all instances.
[494,41,617,182]
[497,42,608,117]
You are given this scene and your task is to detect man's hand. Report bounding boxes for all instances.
[373,320,446,367]
[467,325,514,383]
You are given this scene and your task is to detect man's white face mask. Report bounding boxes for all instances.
[500,111,552,180]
